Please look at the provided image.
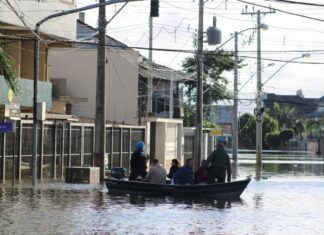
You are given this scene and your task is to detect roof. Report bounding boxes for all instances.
[316,96,324,103]
[263,93,318,116]
[77,20,192,82]
[139,57,194,82]
[305,110,324,119]
[76,19,130,50]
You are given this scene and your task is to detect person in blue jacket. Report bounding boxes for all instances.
[172,158,194,185]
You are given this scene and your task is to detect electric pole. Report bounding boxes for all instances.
[232,32,238,162]
[147,16,153,116]
[95,0,107,180]
[194,0,204,170]
[242,8,275,179]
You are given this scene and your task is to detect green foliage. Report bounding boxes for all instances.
[239,113,279,149]
[279,129,294,146]
[293,120,304,137]
[239,113,256,149]
[262,114,279,149]
[183,104,194,127]
[271,102,297,129]
[182,49,244,123]
[0,46,18,92]
[203,120,219,128]
[265,131,281,149]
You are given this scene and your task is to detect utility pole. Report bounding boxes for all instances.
[242,8,275,179]
[95,0,107,180]
[194,0,204,170]
[232,32,238,162]
[147,17,153,116]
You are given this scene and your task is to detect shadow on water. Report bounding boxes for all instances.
[107,192,244,209]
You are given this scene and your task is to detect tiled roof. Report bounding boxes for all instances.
[76,19,130,50]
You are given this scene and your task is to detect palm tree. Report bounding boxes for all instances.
[0,46,18,92]
[272,102,297,129]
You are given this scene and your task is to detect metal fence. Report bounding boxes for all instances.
[0,120,145,182]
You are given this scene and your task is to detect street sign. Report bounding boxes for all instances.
[210,128,223,136]
[9,102,21,120]
[0,122,15,133]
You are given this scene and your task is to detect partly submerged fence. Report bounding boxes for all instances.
[0,120,145,182]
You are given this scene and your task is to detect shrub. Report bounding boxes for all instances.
[265,131,281,149]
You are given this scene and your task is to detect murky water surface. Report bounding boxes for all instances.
[1,153,324,235]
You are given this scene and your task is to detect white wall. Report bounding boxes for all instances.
[48,47,139,125]
[0,0,77,40]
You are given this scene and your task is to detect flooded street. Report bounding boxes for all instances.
[1,153,324,235]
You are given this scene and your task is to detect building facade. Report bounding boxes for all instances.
[49,20,139,125]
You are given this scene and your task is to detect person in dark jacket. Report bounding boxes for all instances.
[167,159,180,179]
[129,141,148,180]
[206,139,231,183]
[172,158,194,185]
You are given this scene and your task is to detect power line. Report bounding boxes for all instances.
[265,0,324,7]
[236,0,324,23]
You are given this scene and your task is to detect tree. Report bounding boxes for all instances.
[279,129,294,147]
[182,49,244,124]
[239,113,256,149]
[203,120,219,128]
[265,131,281,149]
[271,102,297,129]
[239,113,278,149]
[0,46,18,92]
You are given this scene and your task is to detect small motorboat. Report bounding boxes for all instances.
[105,178,251,200]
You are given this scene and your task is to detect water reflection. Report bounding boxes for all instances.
[237,153,324,178]
[108,192,242,209]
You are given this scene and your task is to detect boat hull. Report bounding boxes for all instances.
[105,178,251,200]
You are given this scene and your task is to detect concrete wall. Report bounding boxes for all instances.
[48,48,139,125]
[0,0,76,40]
[4,34,49,81]
[147,118,184,170]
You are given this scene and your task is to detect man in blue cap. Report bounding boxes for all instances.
[206,136,231,183]
[129,141,148,180]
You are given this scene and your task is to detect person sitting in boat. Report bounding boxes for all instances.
[194,160,208,184]
[129,141,148,180]
[167,159,180,179]
[172,158,194,185]
[206,138,231,183]
[145,159,167,184]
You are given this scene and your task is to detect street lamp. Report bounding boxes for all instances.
[254,53,311,180]
[231,24,268,163]
[197,23,268,164]
[262,54,310,87]
[239,63,275,92]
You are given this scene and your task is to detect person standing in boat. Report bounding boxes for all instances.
[206,137,232,183]
[129,141,148,180]
[167,159,180,179]
[145,159,167,184]
[172,158,194,185]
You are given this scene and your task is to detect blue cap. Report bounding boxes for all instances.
[217,136,226,143]
[136,141,145,150]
